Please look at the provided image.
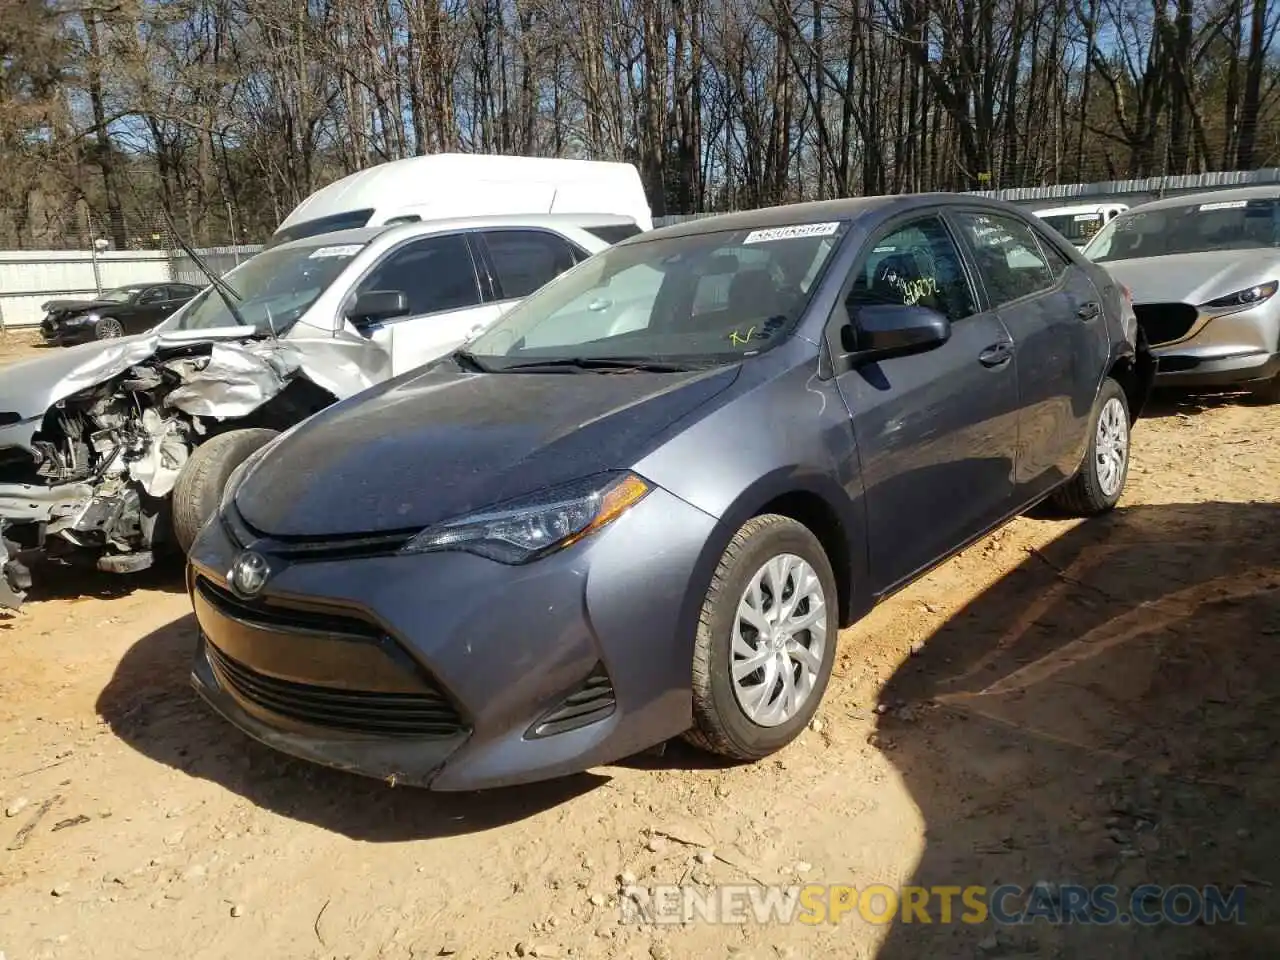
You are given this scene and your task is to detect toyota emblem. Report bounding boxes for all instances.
[230,550,270,597]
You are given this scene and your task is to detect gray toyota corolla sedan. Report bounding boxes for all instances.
[187,194,1154,791]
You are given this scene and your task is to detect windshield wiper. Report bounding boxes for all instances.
[496,356,697,374]
[159,207,256,333]
[452,349,489,373]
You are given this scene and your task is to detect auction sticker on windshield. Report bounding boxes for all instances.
[309,244,363,259]
[743,222,842,244]
[1198,200,1248,211]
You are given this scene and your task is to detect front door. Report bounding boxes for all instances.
[950,209,1103,501]
[830,213,1021,595]
[133,286,170,330]
[347,232,496,376]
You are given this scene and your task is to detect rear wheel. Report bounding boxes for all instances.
[685,514,838,761]
[95,316,124,339]
[171,428,279,554]
[1052,377,1130,516]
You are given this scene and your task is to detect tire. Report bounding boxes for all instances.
[1052,378,1131,516]
[170,428,279,554]
[95,316,124,339]
[684,514,839,761]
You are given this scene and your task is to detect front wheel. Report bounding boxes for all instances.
[95,316,124,339]
[684,514,838,761]
[1052,378,1131,516]
[170,428,280,554]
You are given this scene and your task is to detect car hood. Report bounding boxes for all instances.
[0,328,385,430]
[1100,249,1280,305]
[233,361,742,538]
[41,298,119,315]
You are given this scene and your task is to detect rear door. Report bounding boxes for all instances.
[347,232,496,375]
[949,209,1105,503]
[829,212,1020,594]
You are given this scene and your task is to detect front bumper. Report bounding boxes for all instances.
[187,487,719,791]
[1145,299,1280,388]
[1153,348,1280,387]
[40,320,95,346]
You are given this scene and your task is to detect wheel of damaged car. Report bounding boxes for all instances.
[171,428,280,555]
[95,316,124,339]
[1052,377,1130,516]
[685,514,838,761]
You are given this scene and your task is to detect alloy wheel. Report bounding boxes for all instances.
[96,317,124,339]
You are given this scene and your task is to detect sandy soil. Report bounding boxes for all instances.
[1,341,1278,959]
[0,329,44,367]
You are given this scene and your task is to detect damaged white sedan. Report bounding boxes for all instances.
[0,214,615,608]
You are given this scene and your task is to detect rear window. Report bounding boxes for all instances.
[585,223,643,244]
[266,208,375,249]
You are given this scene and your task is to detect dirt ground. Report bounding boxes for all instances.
[2,332,1278,959]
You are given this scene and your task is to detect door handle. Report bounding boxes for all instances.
[978,341,1013,368]
[1077,301,1101,321]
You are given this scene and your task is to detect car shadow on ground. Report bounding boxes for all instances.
[872,500,1280,959]
[24,559,188,603]
[1140,387,1262,419]
[95,612,607,842]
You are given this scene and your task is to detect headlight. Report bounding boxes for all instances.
[1200,281,1277,312]
[65,313,96,325]
[402,472,651,564]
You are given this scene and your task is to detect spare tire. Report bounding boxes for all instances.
[171,428,279,554]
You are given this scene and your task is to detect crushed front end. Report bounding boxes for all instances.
[0,337,311,611]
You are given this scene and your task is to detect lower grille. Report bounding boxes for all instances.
[529,663,617,738]
[206,640,464,739]
[1153,355,1199,372]
[1133,302,1198,346]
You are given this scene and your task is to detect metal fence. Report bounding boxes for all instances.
[653,166,1280,227]
[0,244,262,330]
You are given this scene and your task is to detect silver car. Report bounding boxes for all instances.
[1081,185,1280,402]
[0,214,627,609]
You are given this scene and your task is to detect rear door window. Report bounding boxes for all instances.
[482,230,581,300]
[954,212,1057,306]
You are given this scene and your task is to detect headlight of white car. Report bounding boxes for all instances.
[402,472,651,564]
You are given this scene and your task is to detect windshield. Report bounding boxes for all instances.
[1084,197,1280,262]
[265,209,375,249]
[164,240,367,332]
[1039,212,1104,246]
[101,286,142,302]
[466,222,850,367]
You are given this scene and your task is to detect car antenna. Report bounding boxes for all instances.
[158,207,267,337]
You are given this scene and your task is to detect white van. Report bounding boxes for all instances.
[267,154,653,249]
[1032,202,1129,248]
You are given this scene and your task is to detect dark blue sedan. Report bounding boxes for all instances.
[186,193,1155,790]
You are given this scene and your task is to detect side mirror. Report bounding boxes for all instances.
[841,303,951,362]
[347,290,410,328]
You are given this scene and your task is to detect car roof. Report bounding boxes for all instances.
[626,193,1034,243]
[268,213,637,254]
[1033,203,1126,216]
[1127,184,1280,213]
